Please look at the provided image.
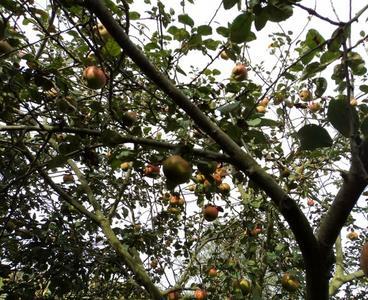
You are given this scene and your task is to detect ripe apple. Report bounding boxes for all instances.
[83,66,107,90]
[220,50,229,60]
[93,23,111,42]
[249,225,262,236]
[167,291,180,300]
[194,289,207,300]
[231,63,247,81]
[281,273,300,292]
[298,88,312,102]
[63,173,74,183]
[169,194,180,205]
[307,198,315,206]
[203,204,223,221]
[144,164,160,177]
[163,155,192,186]
[259,97,270,107]
[308,101,321,113]
[256,105,266,113]
[218,182,230,194]
[212,173,222,185]
[346,231,359,240]
[208,267,218,277]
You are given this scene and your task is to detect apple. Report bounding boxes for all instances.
[220,50,229,60]
[63,173,74,183]
[83,66,107,90]
[350,97,358,106]
[212,173,222,185]
[169,194,180,205]
[144,164,160,177]
[167,291,180,300]
[122,111,138,127]
[256,105,266,113]
[203,204,223,221]
[346,231,359,240]
[239,279,251,294]
[208,267,218,277]
[218,182,230,194]
[196,173,206,183]
[231,63,247,81]
[194,289,207,300]
[273,91,285,105]
[259,97,270,107]
[281,273,300,292]
[93,23,111,42]
[120,161,133,171]
[298,88,312,102]
[150,259,158,269]
[249,225,262,236]
[163,155,192,186]
[307,198,315,206]
[308,101,321,113]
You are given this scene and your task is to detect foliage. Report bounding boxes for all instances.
[1,0,368,299]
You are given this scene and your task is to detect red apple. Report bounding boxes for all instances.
[307,198,315,206]
[144,164,160,178]
[203,204,223,221]
[231,63,247,81]
[83,66,107,90]
[208,267,218,277]
[194,289,207,300]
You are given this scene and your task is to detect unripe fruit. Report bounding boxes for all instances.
[220,50,229,60]
[93,23,111,42]
[239,279,251,294]
[298,88,312,102]
[231,63,247,81]
[281,273,300,292]
[163,155,192,186]
[83,66,107,89]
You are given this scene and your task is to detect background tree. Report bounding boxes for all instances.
[1,0,368,299]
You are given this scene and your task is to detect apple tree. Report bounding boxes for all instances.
[1,0,368,299]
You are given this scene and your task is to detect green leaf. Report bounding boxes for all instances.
[301,62,327,80]
[313,77,327,97]
[223,0,239,9]
[297,124,333,150]
[217,101,241,114]
[320,50,341,65]
[129,11,140,20]
[230,12,254,43]
[102,39,121,57]
[265,4,293,22]
[327,98,353,137]
[254,7,268,31]
[305,29,325,48]
[197,25,212,36]
[178,14,194,27]
[359,85,368,93]
[216,26,229,37]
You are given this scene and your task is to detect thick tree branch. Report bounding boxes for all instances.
[80,0,320,296]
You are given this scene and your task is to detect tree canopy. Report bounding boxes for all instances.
[1,0,368,299]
